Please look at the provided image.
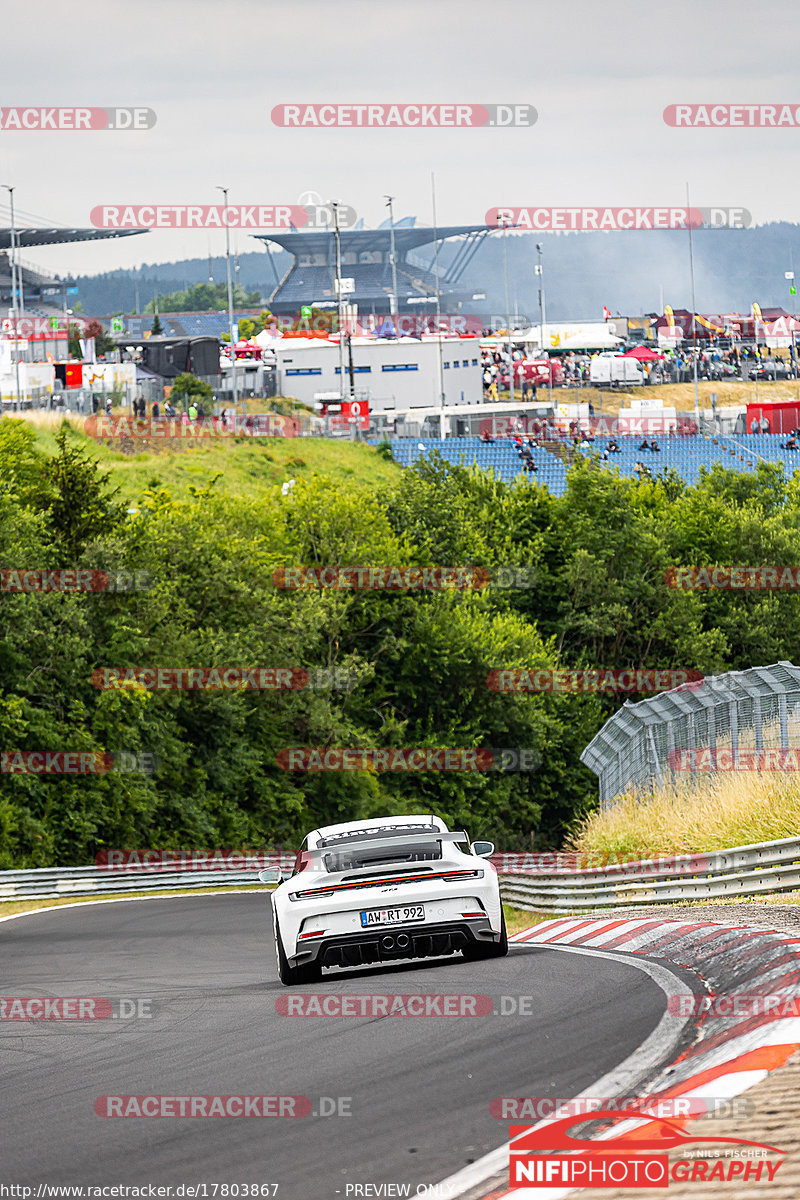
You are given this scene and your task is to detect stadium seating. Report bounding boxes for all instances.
[377,434,800,496]
[379,436,569,495]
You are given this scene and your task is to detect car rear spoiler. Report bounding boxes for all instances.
[303,830,469,863]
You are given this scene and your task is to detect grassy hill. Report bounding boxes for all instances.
[21,413,399,505]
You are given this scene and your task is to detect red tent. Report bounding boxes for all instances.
[623,345,663,361]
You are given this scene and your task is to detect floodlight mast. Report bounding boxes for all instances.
[3,185,22,410]
[217,185,238,410]
[331,201,346,401]
[385,195,399,321]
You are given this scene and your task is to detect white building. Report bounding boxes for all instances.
[274,335,483,414]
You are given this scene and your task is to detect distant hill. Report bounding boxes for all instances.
[74,223,800,321]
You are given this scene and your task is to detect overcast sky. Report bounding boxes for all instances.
[2,0,799,279]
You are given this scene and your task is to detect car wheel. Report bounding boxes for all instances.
[463,910,508,960]
[275,919,322,986]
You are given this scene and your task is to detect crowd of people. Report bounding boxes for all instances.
[480,336,799,399]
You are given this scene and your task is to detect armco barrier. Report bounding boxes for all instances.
[0,864,271,902]
[499,835,800,911]
[2,836,799,906]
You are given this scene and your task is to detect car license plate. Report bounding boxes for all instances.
[360,904,425,927]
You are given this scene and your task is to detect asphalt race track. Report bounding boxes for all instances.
[1,895,672,1198]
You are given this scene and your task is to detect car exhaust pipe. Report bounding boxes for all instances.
[381,935,395,951]
[396,933,410,950]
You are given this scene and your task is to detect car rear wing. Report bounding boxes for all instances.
[304,830,469,863]
[257,831,472,884]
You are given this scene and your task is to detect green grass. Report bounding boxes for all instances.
[28,415,400,504]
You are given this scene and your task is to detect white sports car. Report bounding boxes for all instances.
[260,815,507,985]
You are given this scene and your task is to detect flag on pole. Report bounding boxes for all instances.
[602,305,612,319]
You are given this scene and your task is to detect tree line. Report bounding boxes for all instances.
[1,422,798,867]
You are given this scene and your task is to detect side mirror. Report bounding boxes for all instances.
[258,868,282,885]
[472,840,495,858]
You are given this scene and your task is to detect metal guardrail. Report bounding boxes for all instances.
[3,836,799,907]
[499,835,800,911]
[0,863,277,902]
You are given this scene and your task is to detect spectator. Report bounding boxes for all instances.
[137,396,147,419]
[188,402,198,421]
[165,400,176,418]
[750,416,759,434]
[638,439,650,451]
[104,397,112,416]
[650,439,661,452]
[781,435,799,450]
[480,430,494,444]
[152,400,160,420]
[760,416,770,433]
[524,457,537,474]
[608,439,621,453]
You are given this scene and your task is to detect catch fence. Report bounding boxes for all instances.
[580,661,800,807]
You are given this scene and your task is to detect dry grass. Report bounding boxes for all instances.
[14,409,89,432]
[569,773,800,860]
[581,380,800,415]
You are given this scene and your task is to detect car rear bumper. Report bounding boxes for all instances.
[290,918,499,968]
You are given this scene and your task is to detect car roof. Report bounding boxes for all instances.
[306,814,448,848]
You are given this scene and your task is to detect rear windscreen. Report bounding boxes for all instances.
[315,827,449,873]
[322,840,443,873]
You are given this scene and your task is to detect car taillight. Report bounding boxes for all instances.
[290,868,483,900]
[298,930,326,940]
[461,910,485,918]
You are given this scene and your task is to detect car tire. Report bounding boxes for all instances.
[275,918,322,986]
[463,910,508,960]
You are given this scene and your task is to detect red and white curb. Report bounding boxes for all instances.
[437,916,800,1199]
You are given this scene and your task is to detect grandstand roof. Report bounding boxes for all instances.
[254,224,487,256]
[0,228,147,250]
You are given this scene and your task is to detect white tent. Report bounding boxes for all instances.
[764,315,800,348]
[517,322,623,351]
